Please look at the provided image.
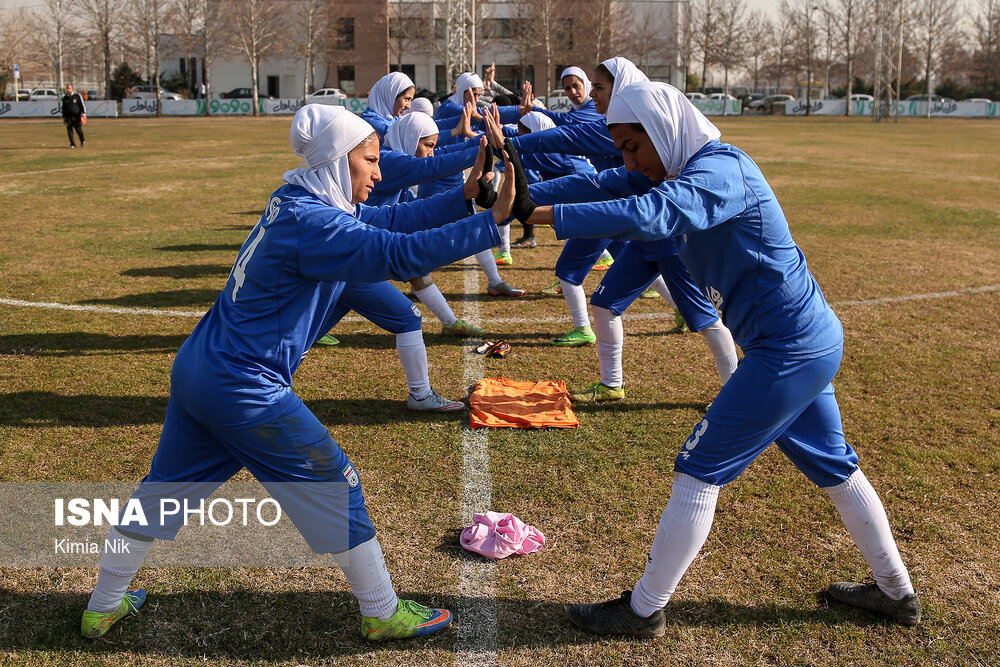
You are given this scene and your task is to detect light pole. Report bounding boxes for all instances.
[805,3,814,116]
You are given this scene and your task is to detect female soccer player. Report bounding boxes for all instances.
[516,82,921,634]
[80,104,520,642]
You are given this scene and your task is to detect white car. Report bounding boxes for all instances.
[128,85,183,100]
[965,97,992,103]
[708,92,737,101]
[29,88,60,100]
[849,94,874,102]
[686,92,706,100]
[307,88,346,104]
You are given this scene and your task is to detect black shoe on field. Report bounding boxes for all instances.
[827,582,922,625]
[511,237,537,249]
[567,590,665,638]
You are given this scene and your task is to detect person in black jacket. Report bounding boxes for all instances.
[62,84,87,148]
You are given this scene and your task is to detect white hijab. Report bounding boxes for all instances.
[408,97,435,116]
[385,111,439,156]
[367,71,415,119]
[600,57,649,107]
[520,111,556,133]
[448,72,484,106]
[606,81,721,179]
[283,105,375,212]
[560,66,593,110]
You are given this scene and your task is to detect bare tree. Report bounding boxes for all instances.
[716,0,746,109]
[0,9,31,97]
[910,0,960,113]
[388,0,427,74]
[34,0,74,92]
[230,0,284,115]
[970,0,1000,96]
[692,0,719,91]
[619,2,672,74]
[823,0,861,114]
[678,1,695,90]
[744,10,773,93]
[295,0,329,98]
[790,0,819,113]
[197,0,226,110]
[764,2,796,93]
[129,0,171,113]
[72,0,123,100]
[577,0,619,66]
[175,0,200,94]
[513,0,571,97]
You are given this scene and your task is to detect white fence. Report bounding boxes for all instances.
[0,100,119,118]
[784,98,999,118]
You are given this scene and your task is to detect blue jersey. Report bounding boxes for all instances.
[537,99,603,126]
[369,142,479,204]
[435,99,521,133]
[553,141,843,357]
[171,183,499,428]
[520,150,595,180]
[511,120,622,172]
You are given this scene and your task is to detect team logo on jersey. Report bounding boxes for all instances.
[342,463,359,488]
[681,419,709,460]
[706,286,723,312]
[411,303,421,318]
[265,196,281,223]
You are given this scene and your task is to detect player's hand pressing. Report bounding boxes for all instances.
[503,138,537,223]
[464,136,497,207]
[491,148,516,223]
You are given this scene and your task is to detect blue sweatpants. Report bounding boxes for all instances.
[126,396,375,552]
[325,281,422,335]
[675,345,859,488]
[555,239,626,286]
[590,241,720,333]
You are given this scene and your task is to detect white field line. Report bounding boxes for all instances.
[0,153,285,179]
[455,257,498,667]
[3,284,998,323]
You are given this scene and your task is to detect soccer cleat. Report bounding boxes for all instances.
[511,237,537,249]
[827,582,922,626]
[314,334,340,346]
[442,318,485,337]
[552,326,596,347]
[540,280,563,296]
[81,589,146,639]
[640,285,659,299]
[361,598,454,641]
[592,254,614,272]
[567,590,665,638]
[570,382,625,403]
[487,281,525,297]
[673,313,688,333]
[407,388,464,412]
[493,251,513,266]
[69,144,76,149]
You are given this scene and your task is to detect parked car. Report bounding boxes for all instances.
[15,88,32,100]
[964,97,992,103]
[29,88,60,100]
[708,92,737,101]
[760,94,794,113]
[849,93,874,102]
[686,92,706,100]
[307,88,346,104]
[219,87,254,99]
[127,85,183,100]
[904,93,954,103]
[84,89,101,100]
[741,92,766,109]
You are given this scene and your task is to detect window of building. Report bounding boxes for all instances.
[336,18,355,51]
[556,18,573,49]
[267,75,279,98]
[481,18,527,39]
[390,64,417,80]
[435,65,447,95]
[338,65,356,94]
[488,64,534,92]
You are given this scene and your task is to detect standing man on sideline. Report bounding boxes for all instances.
[62,84,86,148]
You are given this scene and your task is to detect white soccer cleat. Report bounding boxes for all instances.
[407,388,465,412]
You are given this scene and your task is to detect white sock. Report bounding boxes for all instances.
[412,284,457,327]
[593,306,623,388]
[396,329,431,400]
[650,276,677,309]
[334,538,399,620]
[474,248,502,287]
[498,224,511,253]
[87,527,156,612]
[560,281,590,328]
[630,473,720,618]
[825,469,915,600]
[699,319,739,385]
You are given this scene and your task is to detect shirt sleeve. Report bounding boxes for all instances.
[357,185,474,232]
[509,121,618,158]
[372,146,478,193]
[553,155,748,242]
[528,167,655,205]
[538,105,603,127]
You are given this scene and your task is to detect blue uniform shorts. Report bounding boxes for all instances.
[555,239,626,286]
[327,281,422,335]
[126,396,374,552]
[674,345,859,488]
[590,242,720,332]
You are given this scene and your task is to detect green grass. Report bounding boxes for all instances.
[1,115,999,665]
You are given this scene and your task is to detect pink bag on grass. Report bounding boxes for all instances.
[460,511,545,560]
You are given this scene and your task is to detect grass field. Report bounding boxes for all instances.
[1,115,999,666]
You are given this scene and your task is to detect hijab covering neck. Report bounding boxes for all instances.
[560,66,593,110]
[606,81,721,179]
[367,71,415,119]
[600,57,649,109]
[283,105,375,212]
[521,111,556,133]
[385,111,439,156]
[448,72,484,106]
[408,97,435,116]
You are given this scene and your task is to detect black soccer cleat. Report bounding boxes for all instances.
[567,590,666,638]
[827,582,922,625]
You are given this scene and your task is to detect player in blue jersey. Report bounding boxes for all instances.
[514,82,921,635]
[80,104,522,642]
[360,71,477,147]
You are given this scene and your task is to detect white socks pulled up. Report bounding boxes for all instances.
[396,329,431,400]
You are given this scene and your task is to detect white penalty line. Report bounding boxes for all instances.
[3,284,998,324]
[456,256,497,666]
[0,153,286,179]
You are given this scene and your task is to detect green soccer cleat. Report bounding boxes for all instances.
[441,318,486,337]
[552,326,596,347]
[493,251,513,266]
[673,313,688,333]
[640,285,659,299]
[361,598,454,641]
[592,254,614,272]
[81,589,146,639]
[570,382,625,403]
[314,334,340,346]
[540,280,563,296]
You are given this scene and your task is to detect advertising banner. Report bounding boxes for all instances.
[784,98,998,117]
[0,100,118,118]
[691,98,742,115]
